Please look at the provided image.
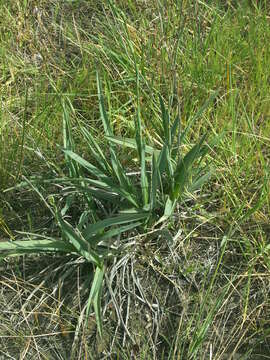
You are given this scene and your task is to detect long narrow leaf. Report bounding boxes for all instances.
[71,176,138,207]
[159,95,171,147]
[187,171,212,194]
[74,185,120,202]
[134,67,143,161]
[62,99,81,179]
[97,73,113,137]
[63,150,111,181]
[81,126,112,174]
[82,212,148,241]
[106,136,155,155]
[90,221,141,246]
[57,213,101,266]
[157,144,168,175]
[150,151,159,211]
[97,72,134,195]
[86,265,105,336]
[155,144,174,197]
[65,150,139,206]
[170,114,180,145]
[62,102,94,210]
[180,91,219,143]
[172,136,206,200]
[0,238,75,254]
[154,197,176,226]
[140,140,149,206]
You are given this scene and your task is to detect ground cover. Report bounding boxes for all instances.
[0,1,270,359]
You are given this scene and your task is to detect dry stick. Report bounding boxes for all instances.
[71,301,87,359]
[105,272,135,345]
[10,269,41,360]
[21,307,42,360]
[130,258,161,357]
[107,257,120,354]
[0,332,74,339]
[122,260,131,347]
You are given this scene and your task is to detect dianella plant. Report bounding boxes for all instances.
[0,72,213,335]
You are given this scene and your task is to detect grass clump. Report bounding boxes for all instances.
[1,71,212,337]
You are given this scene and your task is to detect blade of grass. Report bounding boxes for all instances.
[170,114,180,146]
[82,212,148,241]
[56,212,102,266]
[85,264,105,336]
[140,139,149,206]
[64,149,139,207]
[62,98,80,179]
[63,150,111,181]
[90,221,141,246]
[97,72,133,194]
[62,101,95,213]
[80,126,112,174]
[172,135,206,201]
[0,238,75,260]
[159,95,171,147]
[106,136,155,155]
[150,150,159,212]
[135,69,149,207]
[180,91,219,144]
[154,196,176,226]
[15,86,28,182]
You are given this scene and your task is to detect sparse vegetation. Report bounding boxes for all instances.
[0,1,270,359]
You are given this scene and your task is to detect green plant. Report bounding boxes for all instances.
[65,72,212,221]
[0,72,212,336]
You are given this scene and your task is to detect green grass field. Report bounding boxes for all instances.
[0,1,270,359]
